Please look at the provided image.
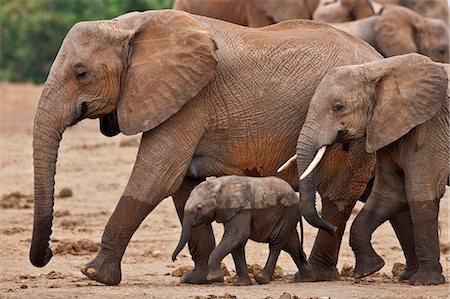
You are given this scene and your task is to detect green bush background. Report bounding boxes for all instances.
[0,0,174,83]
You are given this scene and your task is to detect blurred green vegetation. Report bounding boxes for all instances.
[0,0,174,83]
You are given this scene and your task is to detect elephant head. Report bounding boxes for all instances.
[249,0,321,22]
[313,0,375,22]
[296,53,447,182]
[171,177,251,261]
[375,5,449,63]
[30,10,218,268]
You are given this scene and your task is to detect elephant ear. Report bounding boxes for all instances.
[374,5,420,57]
[250,0,319,21]
[117,11,218,135]
[365,53,448,153]
[215,177,251,223]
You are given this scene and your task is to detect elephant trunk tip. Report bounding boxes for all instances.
[30,246,53,268]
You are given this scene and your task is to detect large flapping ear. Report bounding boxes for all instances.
[116,10,218,135]
[215,177,251,223]
[374,5,420,57]
[364,53,448,153]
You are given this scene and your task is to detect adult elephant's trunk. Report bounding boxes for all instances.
[296,123,337,234]
[172,216,195,262]
[30,87,67,267]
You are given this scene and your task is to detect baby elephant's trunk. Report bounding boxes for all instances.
[172,223,193,262]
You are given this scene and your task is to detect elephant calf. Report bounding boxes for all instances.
[172,176,315,285]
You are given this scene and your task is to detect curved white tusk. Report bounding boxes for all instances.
[299,146,327,180]
[277,154,297,173]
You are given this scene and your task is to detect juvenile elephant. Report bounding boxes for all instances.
[172,176,314,285]
[291,53,449,285]
[331,5,449,63]
[172,0,320,26]
[31,9,382,285]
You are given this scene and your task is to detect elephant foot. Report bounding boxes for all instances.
[408,269,445,285]
[254,271,271,284]
[233,275,252,286]
[309,261,340,281]
[206,269,224,283]
[353,252,385,278]
[398,264,418,281]
[80,254,121,286]
[181,266,211,284]
[294,263,317,282]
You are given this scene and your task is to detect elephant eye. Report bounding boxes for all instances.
[75,67,88,81]
[333,103,345,113]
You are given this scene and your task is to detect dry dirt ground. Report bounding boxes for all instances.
[0,82,449,298]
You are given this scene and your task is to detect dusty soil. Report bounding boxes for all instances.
[0,82,449,298]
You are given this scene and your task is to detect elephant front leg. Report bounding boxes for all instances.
[81,195,158,285]
[407,200,444,285]
[172,177,214,284]
[254,244,282,285]
[231,245,252,286]
[308,198,354,281]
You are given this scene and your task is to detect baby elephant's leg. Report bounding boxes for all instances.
[231,245,252,286]
[207,213,251,282]
[283,228,317,282]
[254,243,282,284]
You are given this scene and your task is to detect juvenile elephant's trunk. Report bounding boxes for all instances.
[172,219,194,262]
[296,123,337,234]
[30,88,67,267]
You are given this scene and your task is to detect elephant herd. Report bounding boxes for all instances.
[30,0,449,289]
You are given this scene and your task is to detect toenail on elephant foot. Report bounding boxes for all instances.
[80,255,121,286]
[181,269,210,284]
[254,271,271,284]
[408,270,445,285]
[353,253,385,278]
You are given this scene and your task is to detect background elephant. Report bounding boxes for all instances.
[331,5,449,63]
[31,9,382,286]
[375,0,449,24]
[172,176,314,285]
[294,53,449,285]
[313,0,378,23]
[172,0,320,27]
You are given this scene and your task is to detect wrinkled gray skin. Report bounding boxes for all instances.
[375,0,449,24]
[173,0,320,26]
[296,53,449,285]
[31,9,381,286]
[332,5,449,63]
[172,176,315,285]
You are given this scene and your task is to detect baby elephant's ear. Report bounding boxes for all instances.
[117,10,218,135]
[215,178,251,223]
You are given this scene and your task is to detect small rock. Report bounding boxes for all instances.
[279,292,292,299]
[58,188,73,198]
[391,263,405,277]
[20,285,27,289]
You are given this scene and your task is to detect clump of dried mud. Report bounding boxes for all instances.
[52,239,99,255]
[1,192,33,209]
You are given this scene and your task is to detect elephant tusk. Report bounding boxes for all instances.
[277,154,297,173]
[299,146,327,180]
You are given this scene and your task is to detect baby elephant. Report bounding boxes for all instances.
[172,175,315,285]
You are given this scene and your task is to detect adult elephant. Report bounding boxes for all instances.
[375,0,449,24]
[172,0,321,26]
[30,9,381,286]
[290,53,449,285]
[331,5,449,63]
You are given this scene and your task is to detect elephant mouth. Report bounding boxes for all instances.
[70,102,89,126]
[333,129,349,144]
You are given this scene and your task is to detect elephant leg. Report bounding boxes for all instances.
[172,177,214,284]
[283,228,317,282]
[351,190,405,278]
[254,243,282,285]
[207,214,251,283]
[407,199,444,285]
[389,207,419,281]
[308,197,355,281]
[81,195,159,285]
[231,245,252,286]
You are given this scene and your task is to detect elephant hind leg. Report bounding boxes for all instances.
[172,177,214,284]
